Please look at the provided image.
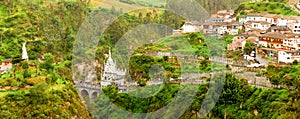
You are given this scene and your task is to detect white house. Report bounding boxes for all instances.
[0,59,13,74]
[173,21,202,34]
[239,13,281,25]
[181,21,202,33]
[278,50,300,63]
[245,21,271,32]
[288,22,300,34]
[277,16,300,26]
[283,34,300,50]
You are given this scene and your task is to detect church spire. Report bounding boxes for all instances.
[109,47,111,58]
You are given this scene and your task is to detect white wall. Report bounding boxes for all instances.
[278,51,293,63]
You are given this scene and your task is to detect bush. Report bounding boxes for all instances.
[23,69,31,78]
[25,77,46,86]
[293,60,298,65]
[11,80,23,87]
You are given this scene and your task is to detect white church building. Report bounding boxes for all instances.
[101,49,126,87]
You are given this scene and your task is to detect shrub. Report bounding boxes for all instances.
[25,76,46,86]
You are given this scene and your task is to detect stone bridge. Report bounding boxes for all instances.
[75,81,102,100]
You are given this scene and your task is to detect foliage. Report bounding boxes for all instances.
[91,74,296,118]
[0,83,91,118]
[235,2,300,17]
[243,40,255,55]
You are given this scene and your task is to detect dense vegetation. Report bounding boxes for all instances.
[0,0,91,118]
[235,2,300,17]
[1,0,300,118]
[118,0,166,8]
[117,0,248,14]
[88,73,298,118]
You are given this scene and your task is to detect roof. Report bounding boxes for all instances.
[246,13,281,18]
[185,20,202,25]
[207,18,225,21]
[277,48,300,53]
[211,14,218,18]
[261,32,286,39]
[246,13,264,17]
[246,21,271,25]
[281,16,300,20]
[4,58,12,62]
[267,26,291,31]
[286,33,300,38]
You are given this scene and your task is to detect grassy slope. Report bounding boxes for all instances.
[91,0,144,12]
[127,0,166,7]
[235,2,300,16]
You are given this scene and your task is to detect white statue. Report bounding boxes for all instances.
[22,42,28,60]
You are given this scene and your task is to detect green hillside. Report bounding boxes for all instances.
[118,0,166,8]
[91,74,299,118]
[235,2,300,17]
[0,0,91,118]
[0,0,299,118]
[92,0,248,14]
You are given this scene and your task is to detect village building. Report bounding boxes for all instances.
[278,50,300,64]
[266,25,292,34]
[205,18,225,22]
[244,21,271,32]
[258,32,286,49]
[239,13,280,25]
[202,21,242,35]
[0,58,13,74]
[218,21,242,35]
[283,34,300,51]
[277,16,300,26]
[202,22,217,35]
[173,21,202,34]
[211,10,235,19]
[227,36,246,51]
[287,22,300,34]
[228,35,259,51]
[101,49,126,87]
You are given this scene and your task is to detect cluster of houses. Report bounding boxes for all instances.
[0,59,13,74]
[229,13,300,64]
[173,9,300,64]
[173,10,241,36]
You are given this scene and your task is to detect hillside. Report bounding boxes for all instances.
[91,74,298,118]
[91,0,142,12]
[235,2,300,17]
[91,0,248,14]
[1,0,300,118]
[0,0,91,118]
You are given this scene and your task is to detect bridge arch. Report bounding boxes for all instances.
[81,89,89,98]
[91,91,98,99]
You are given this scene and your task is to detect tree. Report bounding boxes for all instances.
[40,53,54,72]
[243,40,255,55]
[293,60,298,65]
